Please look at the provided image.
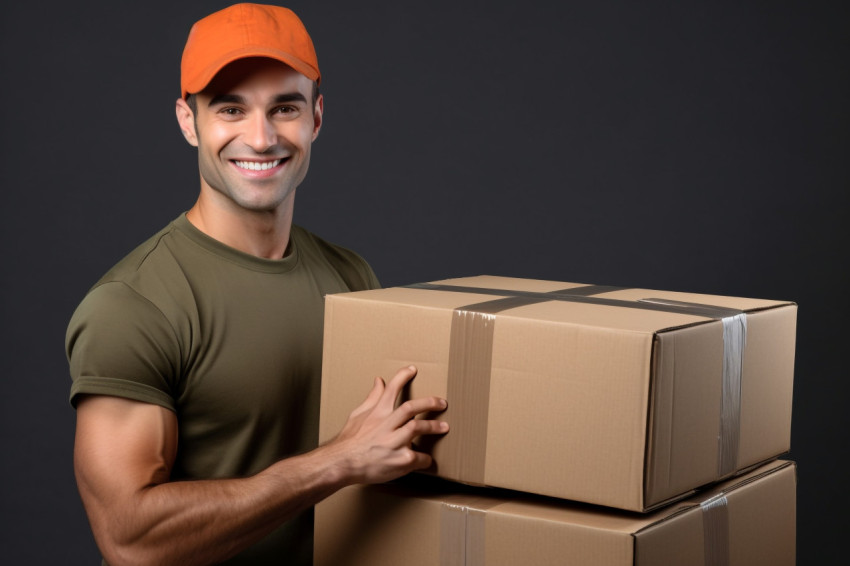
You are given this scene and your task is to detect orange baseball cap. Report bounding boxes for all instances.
[180,3,320,98]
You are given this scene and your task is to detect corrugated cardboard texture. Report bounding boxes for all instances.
[319,276,797,511]
[634,460,797,565]
[314,460,796,566]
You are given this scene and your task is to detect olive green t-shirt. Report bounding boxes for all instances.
[66,213,380,565]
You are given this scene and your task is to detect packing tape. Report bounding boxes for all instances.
[440,501,491,566]
[640,299,748,476]
[441,288,578,482]
[440,503,467,566]
[407,282,744,319]
[446,309,494,482]
[701,493,731,566]
[720,314,747,477]
[405,283,747,484]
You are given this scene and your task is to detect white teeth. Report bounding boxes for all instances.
[235,159,282,171]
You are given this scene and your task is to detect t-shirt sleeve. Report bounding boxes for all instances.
[65,281,181,411]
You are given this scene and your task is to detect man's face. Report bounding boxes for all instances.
[179,58,322,214]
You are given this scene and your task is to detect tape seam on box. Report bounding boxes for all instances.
[719,314,747,477]
[440,501,494,566]
[444,288,578,483]
[408,282,744,319]
[701,493,731,566]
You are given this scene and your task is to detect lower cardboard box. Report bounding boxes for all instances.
[315,460,796,566]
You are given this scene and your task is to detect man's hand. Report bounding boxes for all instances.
[325,365,449,484]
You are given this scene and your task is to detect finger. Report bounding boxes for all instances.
[401,450,433,473]
[365,376,386,405]
[400,418,450,439]
[349,377,385,418]
[387,397,448,429]
[384,417,449,451]
[379,365,418,406]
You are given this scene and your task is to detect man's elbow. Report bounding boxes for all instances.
[90,522,168,566]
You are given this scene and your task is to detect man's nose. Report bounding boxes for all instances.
[244,113,277,153]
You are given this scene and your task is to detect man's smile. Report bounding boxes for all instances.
[232,159,285,172]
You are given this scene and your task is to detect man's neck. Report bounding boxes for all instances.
[186,197,295,260]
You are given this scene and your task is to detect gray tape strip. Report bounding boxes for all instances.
[442,287,586,483]
[556,284,627,296]
[701,494,731,566]
[634,297,744,320]
[440,503,467,566]
[440,502,488,566]
[406,282,574,298]
[446,309,496,483]
[719,314,747,477]
[466,508,486,566]
[406,283,743,319]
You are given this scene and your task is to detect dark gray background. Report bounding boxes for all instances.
[2,0,847,563]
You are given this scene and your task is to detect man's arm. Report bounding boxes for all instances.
[74,365,447,566]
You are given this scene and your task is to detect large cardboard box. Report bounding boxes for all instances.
[315,460,797,566]
[319,276,796,511]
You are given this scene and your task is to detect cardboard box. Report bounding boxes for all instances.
[315,460,796,566]
[319,276,797,511]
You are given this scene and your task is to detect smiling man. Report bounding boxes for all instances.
[65,4,448,566]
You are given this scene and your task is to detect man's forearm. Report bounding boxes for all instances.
[85,446,346,566]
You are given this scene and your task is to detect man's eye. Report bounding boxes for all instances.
[220,107,242,116]
[274,106,297,115]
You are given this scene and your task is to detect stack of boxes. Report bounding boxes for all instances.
[315,276,798,565]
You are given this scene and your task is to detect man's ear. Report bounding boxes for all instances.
[311,93,324,142]
[175,98,199,147]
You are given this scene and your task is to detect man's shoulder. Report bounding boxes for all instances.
[94,217,185,287]
[77,216,206,319]
[291,225,381,291]
[67,216,200,366]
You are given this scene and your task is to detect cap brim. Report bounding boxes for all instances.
[182,47,320,98]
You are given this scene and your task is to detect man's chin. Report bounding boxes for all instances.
[231,195,292,215]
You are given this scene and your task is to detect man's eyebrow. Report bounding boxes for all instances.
[206,92,308,107]
[207,94,245,107]
[272,92,308,105]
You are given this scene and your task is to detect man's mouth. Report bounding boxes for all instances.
[233,159,284,171]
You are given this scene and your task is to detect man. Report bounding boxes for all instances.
[65,4,448,565]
